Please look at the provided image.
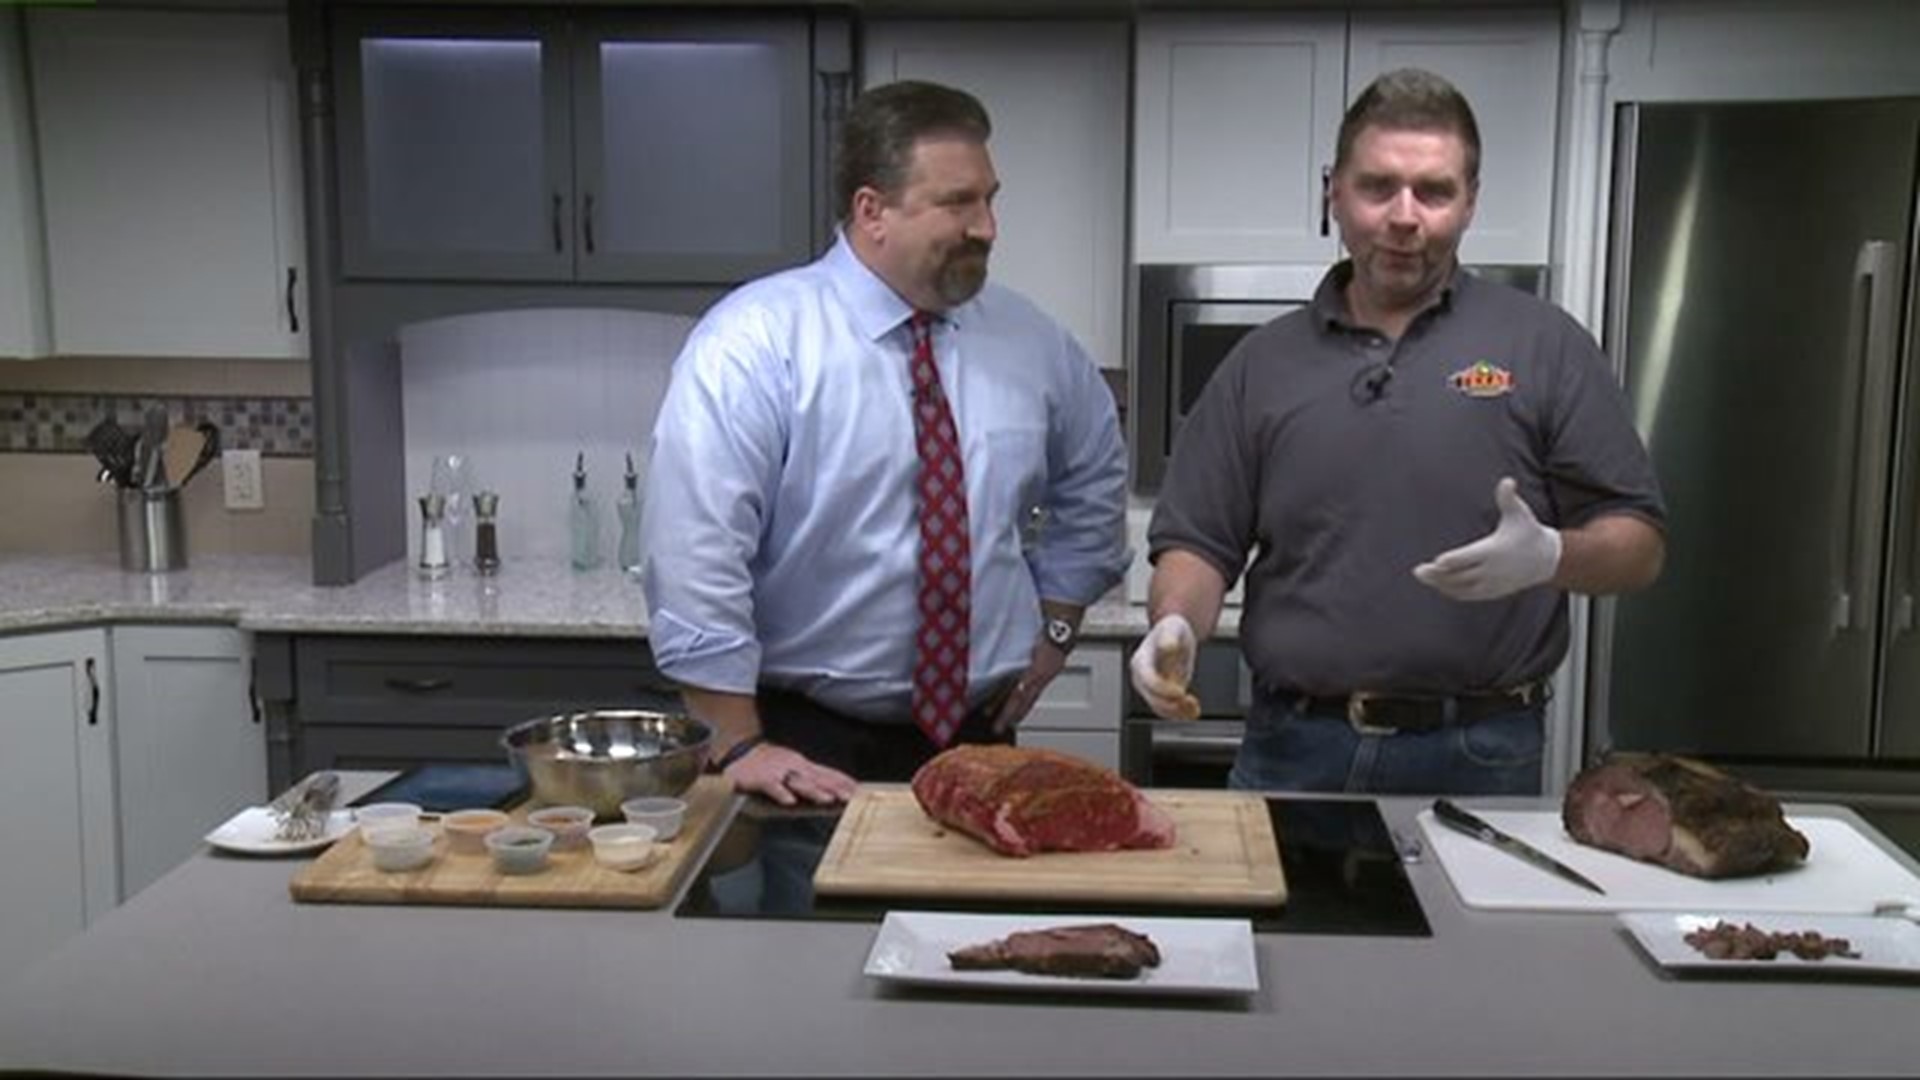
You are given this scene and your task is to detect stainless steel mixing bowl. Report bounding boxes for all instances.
[500,709,712,819]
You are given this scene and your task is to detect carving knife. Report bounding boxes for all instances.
[1431,798,1607,895]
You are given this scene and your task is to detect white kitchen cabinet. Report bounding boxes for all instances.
[0,11,48,360]
[0,628,116,985]
[1134,13,1347,265]
[111,625,264,901]
[28,8,305,359]
[1016,643,1122,769]
[1347,8,1562,266]
[1133,8,1561,266]
[863,21,1128,369]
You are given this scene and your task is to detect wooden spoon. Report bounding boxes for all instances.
[163,424,205,492]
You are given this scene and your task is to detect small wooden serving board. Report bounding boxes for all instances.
[288,776,732,910]
[812,785,1286,908]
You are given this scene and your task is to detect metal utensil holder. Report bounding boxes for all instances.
[117,487,187,572]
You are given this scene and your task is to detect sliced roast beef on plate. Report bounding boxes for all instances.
[910,745,1177,858]
[1562,752,1810,878]
[947,923,1162,979]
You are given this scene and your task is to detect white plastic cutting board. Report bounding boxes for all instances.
[1418,808,1920,914]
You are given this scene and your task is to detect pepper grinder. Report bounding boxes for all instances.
[417,493,450,580]
[473,490,501,575]
[616,452,643,578]
[568,451,601,571]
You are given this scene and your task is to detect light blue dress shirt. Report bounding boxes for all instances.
[642,236,1129,722]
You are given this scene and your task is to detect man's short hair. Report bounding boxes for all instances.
[835,80,992,217]
[1335,68,1481,186]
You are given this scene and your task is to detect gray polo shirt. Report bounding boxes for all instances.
[1150,262,1666,696]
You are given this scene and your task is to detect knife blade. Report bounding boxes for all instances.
[1431,798,1607,895]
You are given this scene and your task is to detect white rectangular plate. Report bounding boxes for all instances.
[863,912,1258,997]
[204,806,356,856]
[1418,809,1920,914]
[1619,911,1920,979]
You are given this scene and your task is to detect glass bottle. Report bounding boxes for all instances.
[416,493,450,580]
[616,452,643,578]
[430,454,471,570]
[568,451,601,570]
[473,490,501,575]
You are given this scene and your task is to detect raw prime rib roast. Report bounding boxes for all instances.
[911,745,1177,857]
[948,924,1162,979]
[1562,753,1809,878]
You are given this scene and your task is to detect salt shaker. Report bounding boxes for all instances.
[473,490,501,575]
[417,494,450,580]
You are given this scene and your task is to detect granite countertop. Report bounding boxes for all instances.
[0,554,1177,640]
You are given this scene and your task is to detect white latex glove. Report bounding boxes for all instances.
[1412,477,1563,602]
[1129,614,1203,720]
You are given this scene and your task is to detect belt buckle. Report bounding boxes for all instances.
[1346,691,1400,736]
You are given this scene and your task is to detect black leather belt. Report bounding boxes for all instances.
[1272,681,1550,735]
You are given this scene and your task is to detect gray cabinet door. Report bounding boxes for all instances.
[335,8,574,281]
[572,13,814,283]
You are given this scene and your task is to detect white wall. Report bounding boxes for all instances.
[398,307,692,566]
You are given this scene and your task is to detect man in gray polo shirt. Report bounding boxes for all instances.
[1131,68,1667,795]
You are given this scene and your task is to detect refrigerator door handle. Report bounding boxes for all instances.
[1837,240,1902,633]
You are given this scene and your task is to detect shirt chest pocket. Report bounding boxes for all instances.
[976,426,1048,550]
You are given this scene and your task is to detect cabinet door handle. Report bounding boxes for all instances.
[249,678,262,725]
[551,192,564,253]
[1319,165,1333,238]
[85,657,100,726]
[583,192,596,255]
[384,676,453,694]
[284,266,300,333]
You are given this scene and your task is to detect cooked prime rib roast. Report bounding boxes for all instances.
[911,745,1177,858]
[1562,753,1810,878]
[948,923,1162,979]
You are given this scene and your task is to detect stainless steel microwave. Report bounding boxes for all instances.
[1130,262,1549,493]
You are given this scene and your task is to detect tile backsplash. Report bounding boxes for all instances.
[0,391,313,455]
[398,307,694,567]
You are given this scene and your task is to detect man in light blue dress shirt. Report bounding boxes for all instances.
[642,81,1129,806]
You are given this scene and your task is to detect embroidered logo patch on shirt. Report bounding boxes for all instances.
[1447,361,1515,398]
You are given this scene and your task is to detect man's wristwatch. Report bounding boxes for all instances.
[1043,615,1079,654]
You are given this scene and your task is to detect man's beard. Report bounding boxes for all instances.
[933,242,992,306]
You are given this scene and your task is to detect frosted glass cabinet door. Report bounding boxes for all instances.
[335,10,572,280]
[574,15,812,282]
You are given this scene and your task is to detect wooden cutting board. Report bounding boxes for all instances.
[289,776,732,910]
[1418,807,1920,914]
[812,785,1286,908]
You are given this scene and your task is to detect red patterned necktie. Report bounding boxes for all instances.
[907,312,970,747]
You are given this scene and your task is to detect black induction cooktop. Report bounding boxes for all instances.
[675,797,1430,937]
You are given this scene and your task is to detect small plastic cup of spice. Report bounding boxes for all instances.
[484,825,554,875]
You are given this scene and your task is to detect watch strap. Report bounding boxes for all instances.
[709,733,767,773]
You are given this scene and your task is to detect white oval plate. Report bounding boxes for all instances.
[864,911,1259,997]
[203,806,357,856]
[1619,910,1920,979]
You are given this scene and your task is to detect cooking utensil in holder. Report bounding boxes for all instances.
[117,486,187,572]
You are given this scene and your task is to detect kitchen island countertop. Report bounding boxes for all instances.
[0,792,1911,1077]
[0,553,1204,641]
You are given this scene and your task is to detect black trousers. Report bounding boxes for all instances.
[756,685,1013,782]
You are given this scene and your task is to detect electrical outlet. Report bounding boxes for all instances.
[222,449,264,511]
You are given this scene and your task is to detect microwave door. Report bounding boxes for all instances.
[1168,300,1300,444]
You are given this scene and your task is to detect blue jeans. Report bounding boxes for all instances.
[1228,690,1544,796]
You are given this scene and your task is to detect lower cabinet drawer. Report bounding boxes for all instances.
[1015,727,1119,771]
[293,635,677,728]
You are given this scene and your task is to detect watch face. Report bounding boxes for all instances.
[1046,619,1073,647]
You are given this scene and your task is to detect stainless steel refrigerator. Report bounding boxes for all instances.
[1591,99,1920,847]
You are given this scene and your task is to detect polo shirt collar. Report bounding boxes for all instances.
[1311,258,1467,334]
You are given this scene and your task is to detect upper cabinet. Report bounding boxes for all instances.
[1346,8,1562,267]
[1134,7,1562,266]
[28,8,306,359]
[1135,13,1348,266]
[0,12,49,360]
[334,7,816,284]
[863,21,1128,369]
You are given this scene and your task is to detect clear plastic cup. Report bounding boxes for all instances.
[588,823,659,872]
[356,802,423,840]
[443,809,511,855]
[484,825,554,875]
[620,797,687,841]
[365,825,435,872]
[526,805,595,851]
